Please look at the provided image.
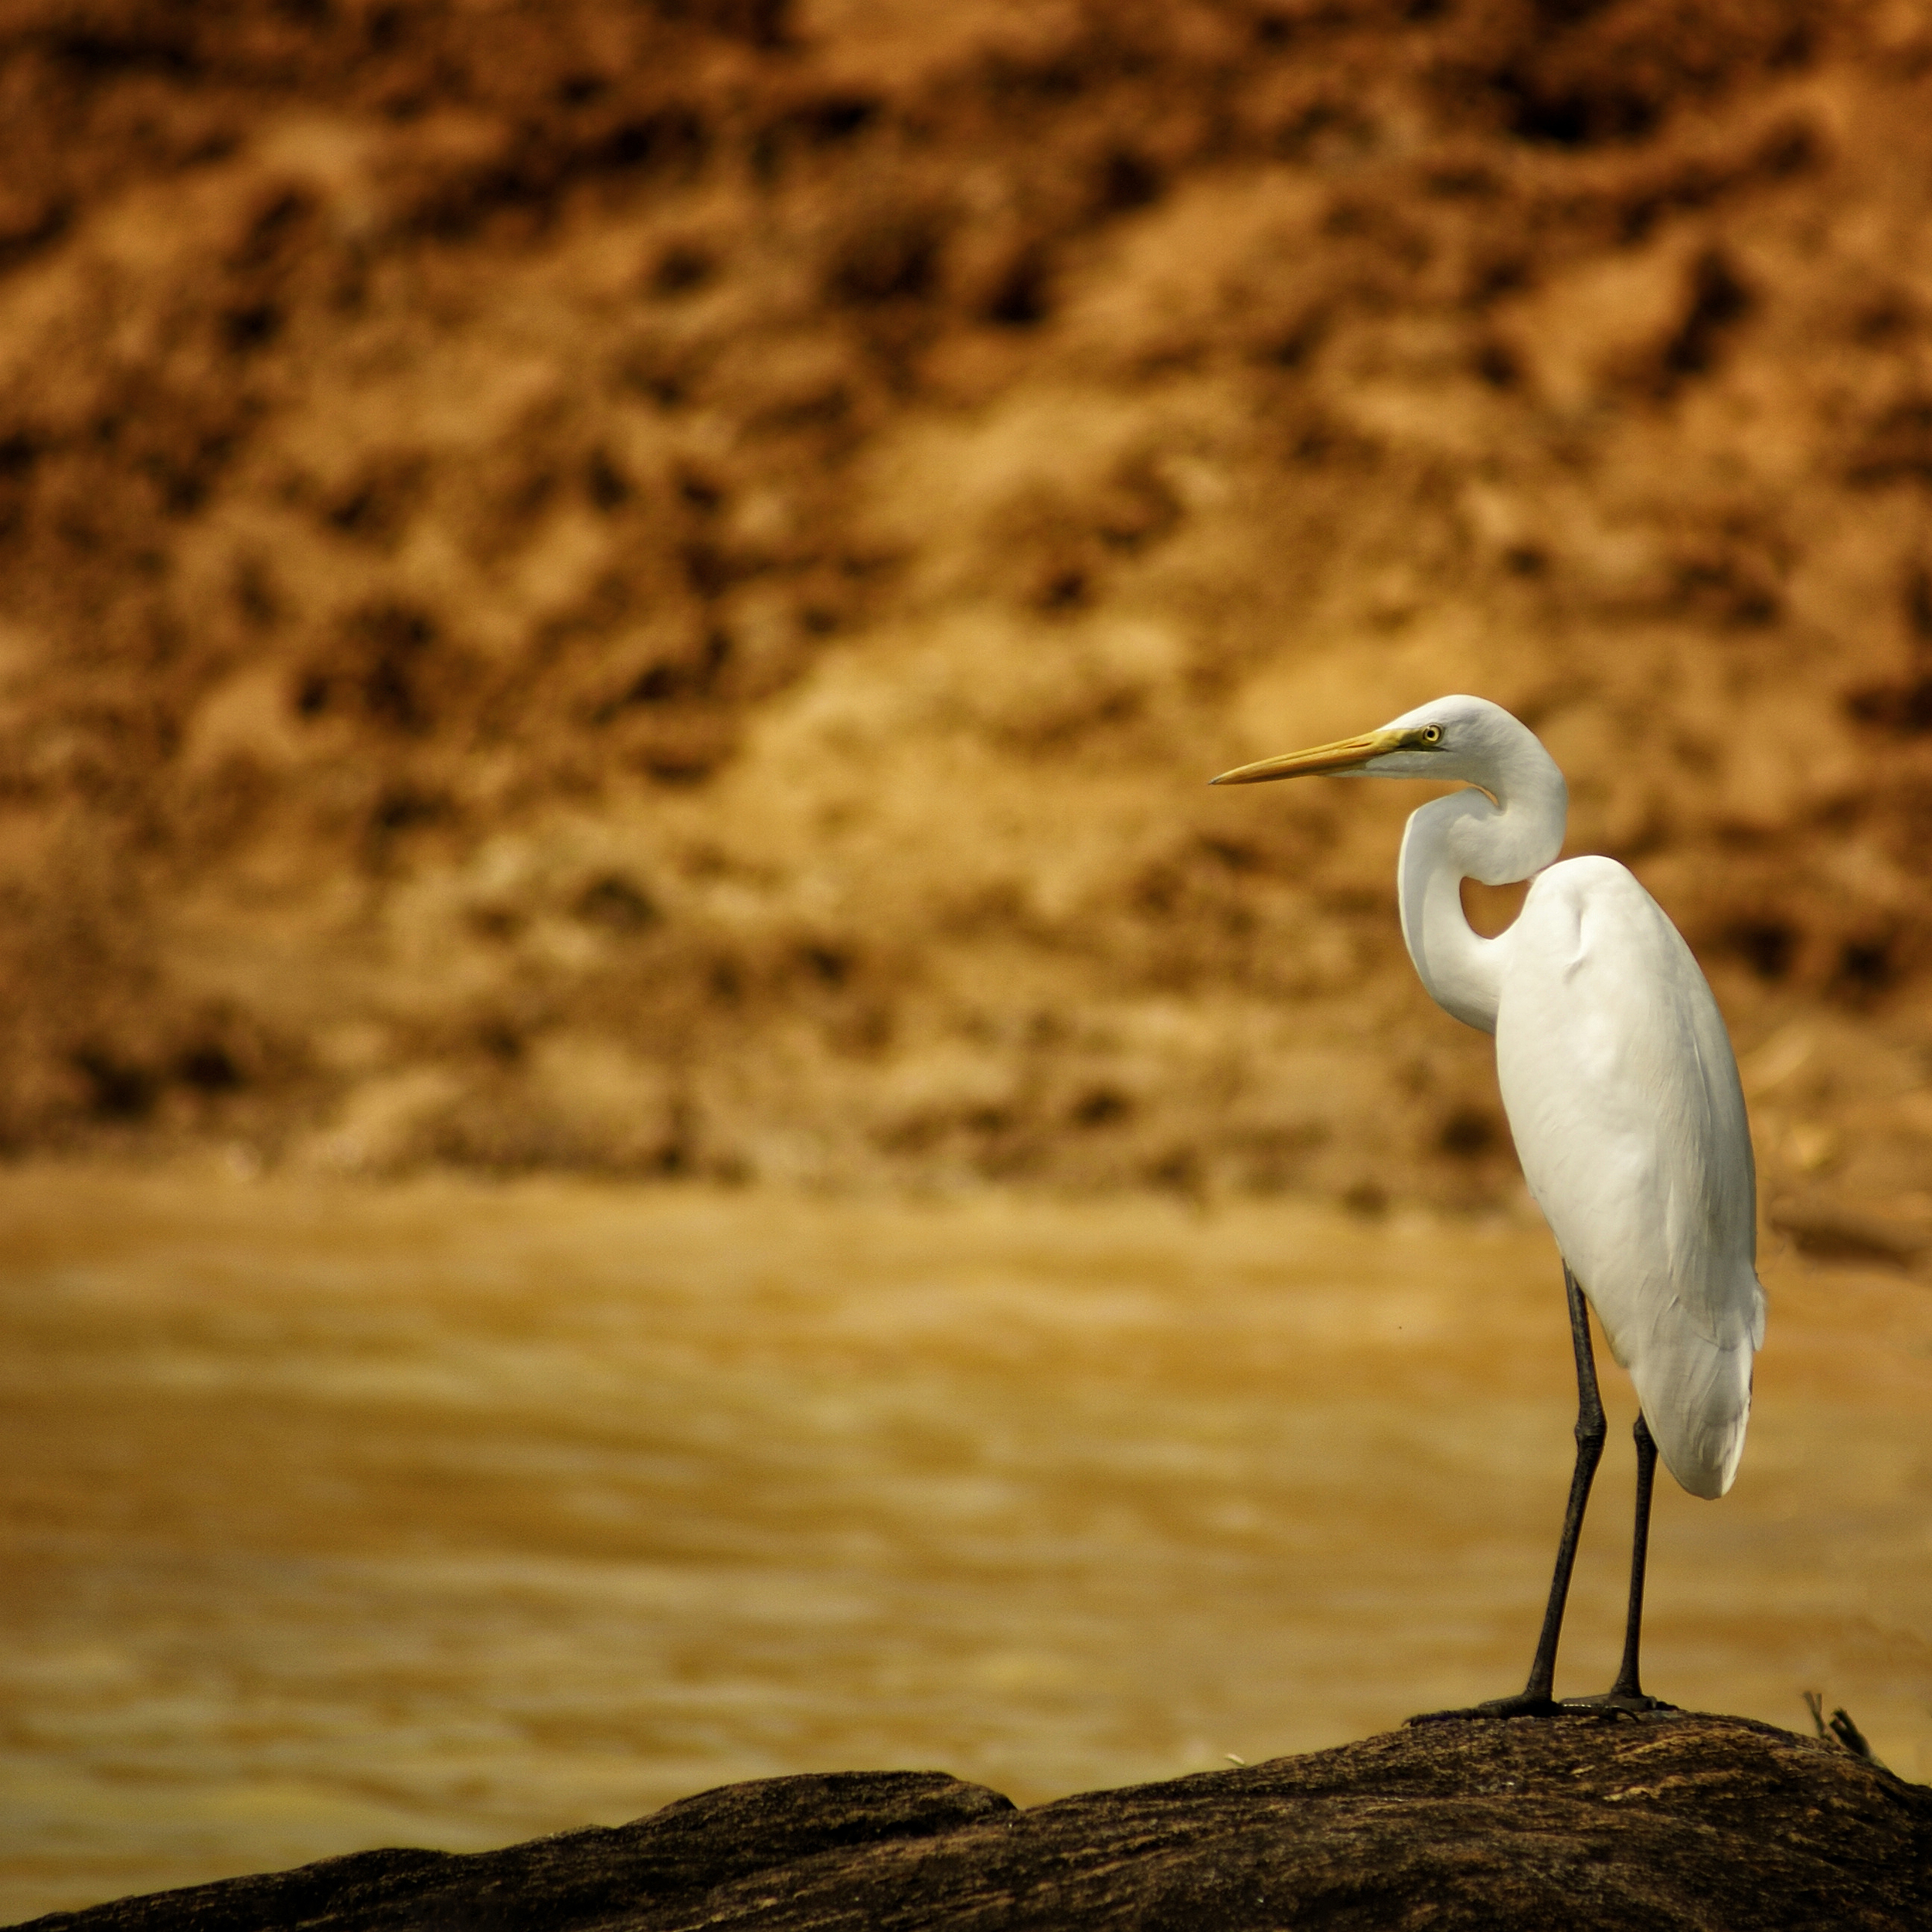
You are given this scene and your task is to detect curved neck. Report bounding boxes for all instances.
[1396,748,1566,1035]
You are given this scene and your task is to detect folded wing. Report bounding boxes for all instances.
[1495,856,1766,1499]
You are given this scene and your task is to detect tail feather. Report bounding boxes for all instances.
[1632,1335,1755,1500]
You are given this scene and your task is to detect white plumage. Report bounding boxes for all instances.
[1213,692,1766,1713]
[1497,855,1764,1498]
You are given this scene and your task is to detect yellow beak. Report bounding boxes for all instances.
[1209,726,1413,786]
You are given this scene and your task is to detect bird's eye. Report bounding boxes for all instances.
[1420,724,1443,745]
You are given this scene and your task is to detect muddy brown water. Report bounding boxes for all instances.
[1,1166,1927,1920]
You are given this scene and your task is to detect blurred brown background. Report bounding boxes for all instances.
[6,7,1932,1914]
[3,0,1932,1216]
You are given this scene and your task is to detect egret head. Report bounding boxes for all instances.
[1209,694,1536,788]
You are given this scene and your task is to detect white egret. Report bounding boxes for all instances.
[1212,693,1765,1717]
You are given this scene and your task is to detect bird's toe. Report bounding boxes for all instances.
[1406,1694,1566,1726]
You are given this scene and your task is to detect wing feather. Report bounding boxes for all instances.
[1495,857,1765,1498]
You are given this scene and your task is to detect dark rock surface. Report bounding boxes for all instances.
[19,1712,1932,1930]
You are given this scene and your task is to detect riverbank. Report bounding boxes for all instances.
[24,1712,1930,1931]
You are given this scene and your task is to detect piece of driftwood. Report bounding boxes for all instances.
[19,1712,1931,1931]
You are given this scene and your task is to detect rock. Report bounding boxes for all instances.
[19,1713,1931,1931]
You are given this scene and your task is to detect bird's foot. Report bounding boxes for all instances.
[1406,1692,1565,1726]
[1560,1689,1677,1716]
[1406,1689,1676,1726]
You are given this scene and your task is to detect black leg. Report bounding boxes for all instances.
[1518,1266,1607,1702]
[1567,1411,1675,1713]
[1410,1267,1607,1723]
[1609,1413,1656,1698]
